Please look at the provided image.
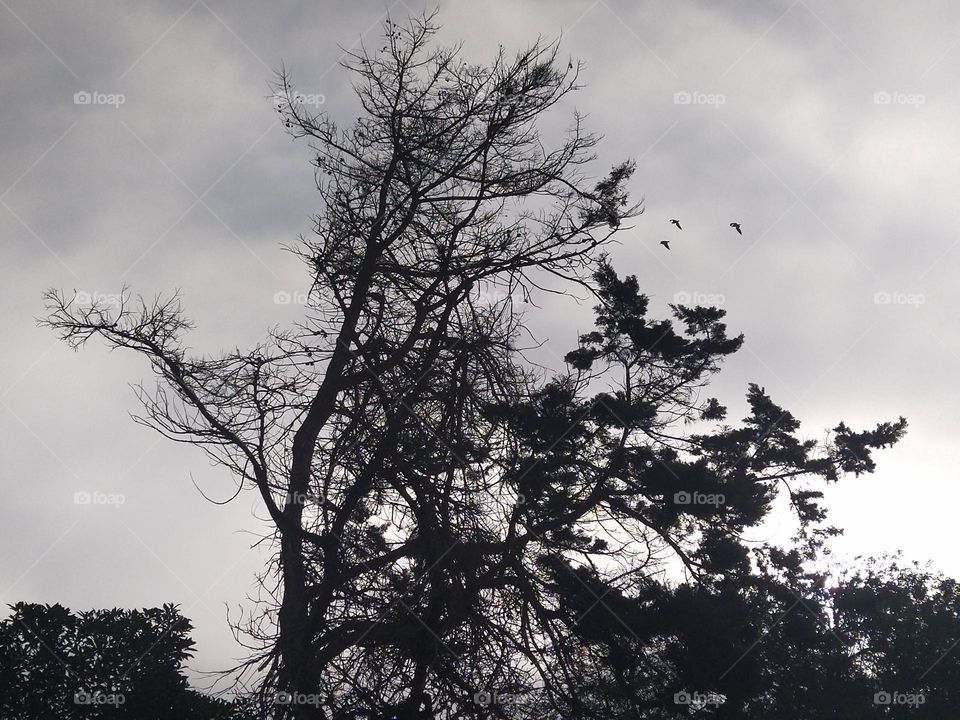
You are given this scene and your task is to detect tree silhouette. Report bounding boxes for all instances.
[0,602,253,719]
[42,10,909,719]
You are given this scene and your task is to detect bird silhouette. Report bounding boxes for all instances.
[730,222,742,235]
[670,219,682,230]
[659,240,671,250]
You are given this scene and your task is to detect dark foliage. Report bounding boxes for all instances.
[0,602,254,719]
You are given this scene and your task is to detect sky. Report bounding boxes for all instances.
[3,0,960,687]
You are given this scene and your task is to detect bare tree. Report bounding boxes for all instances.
[43,11,904,720]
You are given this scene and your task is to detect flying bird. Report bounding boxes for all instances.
[659,240,671,250]
[670,219,682,230]
[730,222,742,235]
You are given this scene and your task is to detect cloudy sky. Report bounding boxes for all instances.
[3,0,959,685]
